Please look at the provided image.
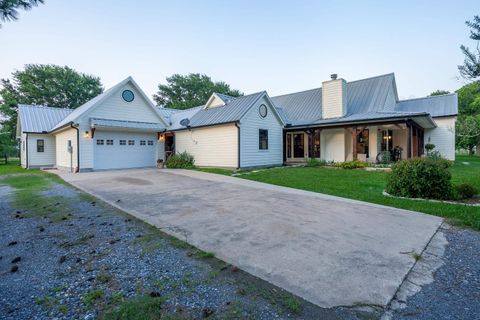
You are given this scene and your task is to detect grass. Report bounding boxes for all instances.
[101,295,166,320]
[193,167,233,176]
[240,155,480,230]
[82,289,104,306]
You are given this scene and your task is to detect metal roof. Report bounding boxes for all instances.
[306,111,436,128]
[395,93,458,118]
[18,105,74,133]
[168,106,204,130]
[215,93,235,104]
[173,91,265,129]
[90,118,165,131]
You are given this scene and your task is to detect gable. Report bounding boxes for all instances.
[240,95,284,127]
[205,93,226,108]
[78,82,165,126]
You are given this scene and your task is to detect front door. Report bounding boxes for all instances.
[293,133,305,158]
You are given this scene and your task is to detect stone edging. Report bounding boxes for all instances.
[382,191,480,207]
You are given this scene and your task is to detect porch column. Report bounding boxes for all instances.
[352,127,357,160]
[407,122,412,159]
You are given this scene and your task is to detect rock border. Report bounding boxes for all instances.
[382,190,480,207]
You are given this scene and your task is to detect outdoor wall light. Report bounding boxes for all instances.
[158,134,165,142]
[83,131,90,138]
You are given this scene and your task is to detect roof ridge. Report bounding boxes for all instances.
[398,93,457,103]
[347,72,395,84]
[271,87,320,99]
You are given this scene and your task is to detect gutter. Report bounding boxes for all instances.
[235,122,240,169]
[171,121,239,132]
[70,123,80,173]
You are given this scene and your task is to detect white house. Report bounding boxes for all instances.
[17,73,457,172]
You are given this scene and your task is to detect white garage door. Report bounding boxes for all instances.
[94,131,157,170]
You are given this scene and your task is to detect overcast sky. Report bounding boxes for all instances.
[0,0,478,101]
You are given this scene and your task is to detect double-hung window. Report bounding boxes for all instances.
[37,139,44,152]
[259,129,268,150]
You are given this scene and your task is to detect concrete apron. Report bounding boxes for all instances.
[54,168,443,308]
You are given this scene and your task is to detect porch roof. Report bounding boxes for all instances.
[286,111,436,129]
[90,118,165,131]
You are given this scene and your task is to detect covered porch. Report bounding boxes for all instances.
[284,116,434,164]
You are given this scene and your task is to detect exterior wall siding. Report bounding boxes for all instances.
[321,129,346,162]
[322,79,346,119]
[27,134,56,167]
[55,128,78,171]
[175,124,238,168]
[240,96,283,168]
[20,133,27,168]
[425,117,456,160]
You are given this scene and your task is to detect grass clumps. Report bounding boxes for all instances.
[82,289,104,306]
[101,295,165,320]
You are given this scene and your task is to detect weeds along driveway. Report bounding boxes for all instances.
[55,168,443,308]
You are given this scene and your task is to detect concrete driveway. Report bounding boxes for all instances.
[56,168,442,308]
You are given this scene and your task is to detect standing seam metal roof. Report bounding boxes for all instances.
[18,105,74,133]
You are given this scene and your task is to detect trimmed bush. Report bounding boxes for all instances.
[454,183,478,199]
[386,158,453,200]
[165,152,195,169]
[336,160,368,169]
[304,158,327,167]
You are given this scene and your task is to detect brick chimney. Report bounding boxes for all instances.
[322,74,347,119]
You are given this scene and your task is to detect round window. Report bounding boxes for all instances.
[259,104,268,118]
[122,90,135,102]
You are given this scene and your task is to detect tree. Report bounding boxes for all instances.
[456,114,480,155]
[459,15,480,79]
[430,90,450,96]
[153,73,243,110]
[0,64,103,157]
[0,0,44,27]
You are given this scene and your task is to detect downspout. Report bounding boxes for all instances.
[235,122,240,169]
[70,123,80,173]
[25,133,29,169]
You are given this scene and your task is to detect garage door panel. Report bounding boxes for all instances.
[94,131,156,170]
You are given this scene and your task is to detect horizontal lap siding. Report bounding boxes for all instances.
[28,134,56,167]
[55,128,77,171]
[425,117,456,160]
[240,97,283,168]
[175,124,238,168]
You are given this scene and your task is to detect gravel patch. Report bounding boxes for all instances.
[391,226,480,319]
[0,178,372,319]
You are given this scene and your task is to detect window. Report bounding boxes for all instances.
[119,140,126,146]
[259,129,268,150]
[356,129,369,158]
[106,139,113,145]
[128,140,135,145]
[147,140,154,146]
[96,139,104,145]
[37,139,44,152]
[140,140,146,146]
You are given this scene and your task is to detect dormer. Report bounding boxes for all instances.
[204,93,233,109]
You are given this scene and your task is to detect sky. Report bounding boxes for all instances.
[0,0,478,101]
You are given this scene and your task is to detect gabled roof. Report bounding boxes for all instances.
[271,73,397,124]
[395,93,458,118]
[51,77,167,131]
[18,104,74,133]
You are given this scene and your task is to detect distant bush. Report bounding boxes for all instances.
[454,183,478,200]
[336,160,368,169]
[165,152,195,169]
[304,158,327,167]
[386,158,453,200]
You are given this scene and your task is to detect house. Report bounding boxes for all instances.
[16,73,457,171]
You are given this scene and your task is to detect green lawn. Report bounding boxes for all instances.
[239,155,480,230]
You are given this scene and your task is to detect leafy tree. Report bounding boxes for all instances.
[153,73,242,110]
[0,64,103,157]
[0,0,44,27]
[459,15,480,79]
[430,90,450,96]
[456,114,480,155]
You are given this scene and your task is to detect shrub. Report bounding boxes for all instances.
[165,152,195,169]
[424,143,436,155]
[386,158,453,200]
[454,183,478,199]
[336,160,367,169]
[304,158,327,167]
[376,151,392,164]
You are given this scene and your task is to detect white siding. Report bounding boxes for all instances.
[175,124,238,168]
[27,134,56,167]
[322,79,346,119]
[79,124,94,170]
[157,141,165,161]
[80,83,163,124]
[240,96,283,168]
[55,128,78,171]
[20,133,27,168]
[425,117,456,160]
[321,129,346,162]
